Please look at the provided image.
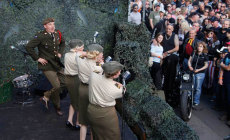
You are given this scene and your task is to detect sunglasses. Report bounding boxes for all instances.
[167,23,175,26]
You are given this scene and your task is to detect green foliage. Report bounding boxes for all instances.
[0,81,13,104]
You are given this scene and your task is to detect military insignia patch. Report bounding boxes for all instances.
[96,62,101,66]
[115,83,121,89]
[79,55,85,59]
[93,70,100,74]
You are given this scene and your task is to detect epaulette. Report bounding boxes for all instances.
[115,83,121,89]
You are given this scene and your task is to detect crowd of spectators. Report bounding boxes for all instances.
[128,0,230,127]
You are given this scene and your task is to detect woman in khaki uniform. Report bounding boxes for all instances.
[87,61,124,140]
[76,44,104,140]
[64,39,86,130]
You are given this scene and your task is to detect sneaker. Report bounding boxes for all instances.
[192,104,203,110]
[193,103,198,107]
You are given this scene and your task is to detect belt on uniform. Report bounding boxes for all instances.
[65,74,78,77]
[81,82,88,85]
[89,103,113,108]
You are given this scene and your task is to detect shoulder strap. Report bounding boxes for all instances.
[57,30,62,43]
[193,53,199,70]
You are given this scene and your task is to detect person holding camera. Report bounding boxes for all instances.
[188,41,208,107]
[76,44,104,140]
[87,61,124,140]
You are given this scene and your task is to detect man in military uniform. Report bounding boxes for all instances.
[26,18,65,116]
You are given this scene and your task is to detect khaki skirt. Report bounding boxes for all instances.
[65,75,80,110]
[78,82,89,125]
[87,103,121,140]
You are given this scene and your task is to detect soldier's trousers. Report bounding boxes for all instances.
[43,70,65,109]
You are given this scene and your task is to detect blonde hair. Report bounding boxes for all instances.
[86,50,100,59]
[181,7,188,15]
[176,15,185,24]
[176,8,181,14]
[180,20,190,33]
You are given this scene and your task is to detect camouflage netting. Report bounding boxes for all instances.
[114,22,199,140]
[0,0,199,139]
[0,0,127,83]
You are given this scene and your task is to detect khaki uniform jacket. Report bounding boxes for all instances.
[89,72,123,107]
[76,55,103,84]
[26,30,65,71]
[64,51,79,75]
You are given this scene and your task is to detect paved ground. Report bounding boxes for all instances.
[0,89,230,140]
[187,94,230,140]
[0,90,137,140]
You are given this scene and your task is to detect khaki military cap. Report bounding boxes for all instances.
[69,39,84,48]
[102,61,124,74]
[87,44,103,53]
[43,18,55,25]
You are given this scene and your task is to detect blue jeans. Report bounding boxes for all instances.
[193,73,205,105]
[183,58,189,71]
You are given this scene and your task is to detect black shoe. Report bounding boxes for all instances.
[72,124,80,130]
[66,121,74,129]
[66,121,80,130]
